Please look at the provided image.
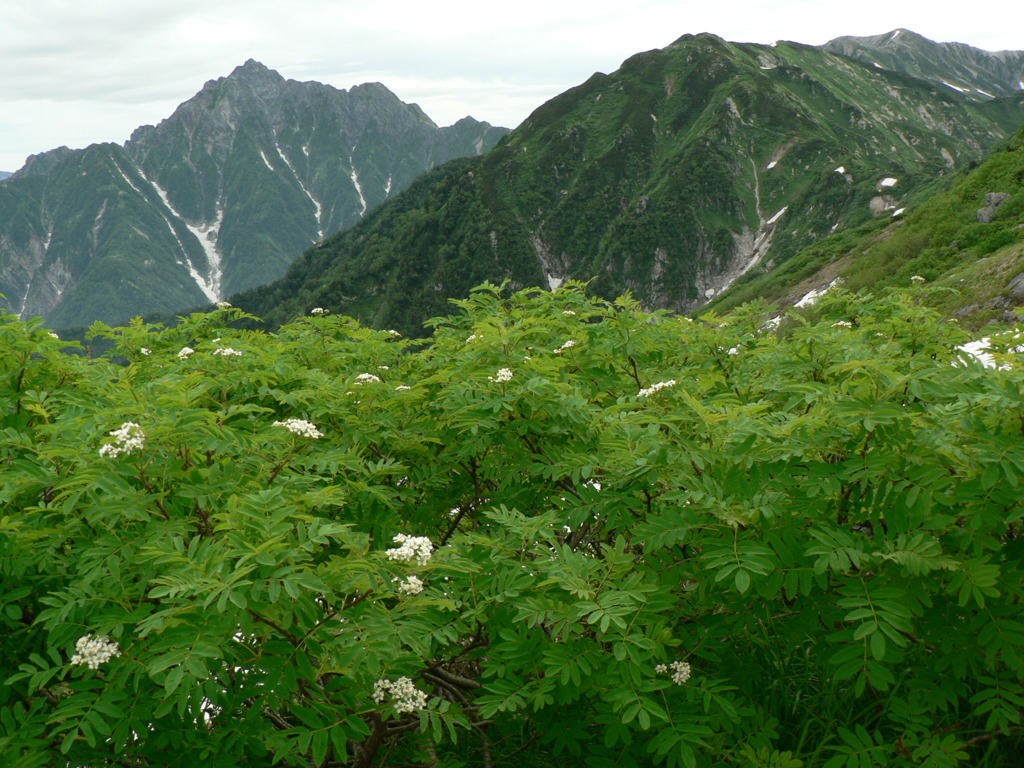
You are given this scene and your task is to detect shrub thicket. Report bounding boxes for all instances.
[2,284,1023,767]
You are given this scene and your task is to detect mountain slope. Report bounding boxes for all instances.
[0,60,507,328]
[824,29,1024,101]
[234,33,1024,335]
[708,122,1024,325]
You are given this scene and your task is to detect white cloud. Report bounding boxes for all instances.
[1,0,1020,171]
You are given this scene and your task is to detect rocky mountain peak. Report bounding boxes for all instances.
[226,59,286,91]
[0,60,509,329]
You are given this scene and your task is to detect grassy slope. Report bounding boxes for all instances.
[232,35,1022,336]
[708,124,1024,326]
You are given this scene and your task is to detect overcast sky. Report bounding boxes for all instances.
[2,0,1022,172]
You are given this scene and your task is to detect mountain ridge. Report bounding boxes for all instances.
[0,61,508,328]
[232,32,1024,335]
[823,28,1024,101]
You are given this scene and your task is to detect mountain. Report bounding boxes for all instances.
[707,121,1024,326]
[233,33,1024,335]
[0,60,507,328]
[0,172,11,181]
[824,29,1024,101]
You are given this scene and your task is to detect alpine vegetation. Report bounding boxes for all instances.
[2,283,1024,766]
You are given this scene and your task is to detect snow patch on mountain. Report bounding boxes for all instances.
[18,279,33,319]
[349,156,368,217]
[135,165,223,302]
[795,278,842,308]
[275,141,324,239]
[957,334,1024,370]
[705,163,787,300]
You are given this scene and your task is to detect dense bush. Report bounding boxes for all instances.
[2,284,1023,767]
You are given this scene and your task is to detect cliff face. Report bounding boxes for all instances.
[0,60,507,328]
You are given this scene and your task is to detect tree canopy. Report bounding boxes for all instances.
[2,283,1023,767]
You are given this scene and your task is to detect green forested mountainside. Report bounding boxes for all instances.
[824,28,1024,101]
[0,60,507,330]
[232,33,1024,336]
[4,286,1024,766]
[708,122,1024,324]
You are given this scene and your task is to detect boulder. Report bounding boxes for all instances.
[977,192,1011,223]
[1007,272,1024,299]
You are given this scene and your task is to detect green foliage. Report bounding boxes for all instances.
[3,284,1024,766]
[234,34,1018,337]
[708,122,1024,329]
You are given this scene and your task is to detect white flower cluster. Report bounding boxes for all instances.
[910,275,926,284]
[273,418,324,438]
[216,301,232,308]
[386,533,433,566]
[178,346,195,359]
[70,634,121,669]
[140,348,152,356]
[310,307,329,315]
[355,373,381,384]
[48,332,60,339]
[637,380,676,398]
[373,676,428,714]
[394,575,425,596]
[562,310,577,316]
[396,385,412,391]
[655,660,692,685]
[832,321,852,328]
[385,330,401,337]
[466,333,480,343]
[99,422,146,458]
[488,367,514,383]
[212,347,243,357]
[554,339,577,354]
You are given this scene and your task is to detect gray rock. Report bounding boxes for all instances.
[984,295,1014,310]
[977,192,1011,223]
[1008,272,1024,299]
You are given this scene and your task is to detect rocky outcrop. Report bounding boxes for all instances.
[977,192,1012,222]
